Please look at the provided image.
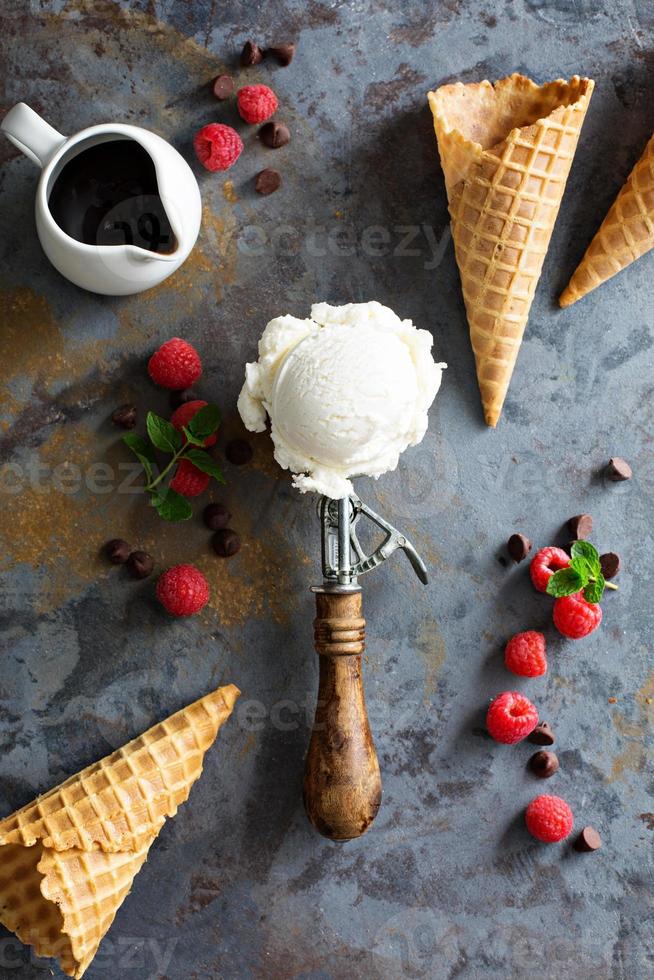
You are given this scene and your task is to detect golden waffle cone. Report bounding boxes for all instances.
[428,73,594,426]
[0,684,239,978]
[560,132,654,306]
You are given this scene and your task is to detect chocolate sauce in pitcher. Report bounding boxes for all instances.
[48,139,177,254]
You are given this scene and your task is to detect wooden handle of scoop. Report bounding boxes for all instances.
[302,589,382,841]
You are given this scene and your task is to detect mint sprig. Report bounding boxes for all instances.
[546,540,617,603]
[123,407,223,522]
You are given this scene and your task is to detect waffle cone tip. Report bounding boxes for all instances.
[216,682,241,711]
[558,286,577,308]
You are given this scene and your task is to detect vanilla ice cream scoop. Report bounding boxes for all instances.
[238,301,446,498]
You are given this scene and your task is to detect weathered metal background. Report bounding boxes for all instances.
[0,1,653,978]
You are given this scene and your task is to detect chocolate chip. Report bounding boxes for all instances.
[606,457,632,482]
[567,514,593,540]
[258,121,290,148]
[255,168,282,195]
[169,388,199,410]
[507,533,531,563]
[600,552,621,579]
[267,42,296,66]
[574,826,601,852]
[528,721,555,746]
[528,750,559,778]
[212,74,235,100]
[203,502,232,531]
[212,529,241,557]
[127,550,154,579]
[104,538,131,564]
[111,404,137,429]
[225,438,253,464]
[241,40,263,66]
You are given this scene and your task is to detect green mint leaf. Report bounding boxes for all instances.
[182,426,207,448]
[123,432,154,458]
[570,540,601,576]
[153,489,193,522]
[546,567,584,598]
[584,573,605,604]
[146,411,182,454]
[569,555,592,585]
[122,433,155,483]
[187,404,221,440]
[185,449,226,482]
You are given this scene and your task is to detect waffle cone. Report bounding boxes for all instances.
[428,73,593,426]
[560,133,654,306]
[0,684,239,978]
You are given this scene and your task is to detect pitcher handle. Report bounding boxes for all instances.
[1,103,66,168]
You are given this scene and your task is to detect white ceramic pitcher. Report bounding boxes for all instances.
[1,103,202,295]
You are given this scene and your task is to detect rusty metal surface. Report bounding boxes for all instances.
[0,1,653,977]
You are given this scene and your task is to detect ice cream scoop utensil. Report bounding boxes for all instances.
[303,494,427,840]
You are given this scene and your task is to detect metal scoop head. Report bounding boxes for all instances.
[318,493,428,588]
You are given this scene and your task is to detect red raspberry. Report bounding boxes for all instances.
[504,631,547,677]
[525,794,574,843]
[553,592,602,639]
[169,458,210,497]
[148,338,202,390]
[156,564,210,616]
[486,691,538,744]
[171,400,218,448]
[194,123,243,172]
[530,546,570,593]
[237,84,278,124]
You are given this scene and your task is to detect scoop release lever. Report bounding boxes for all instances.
[319,493,428,588]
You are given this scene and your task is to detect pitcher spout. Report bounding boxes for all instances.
[126,128,201,261]
[125,243,182,264]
